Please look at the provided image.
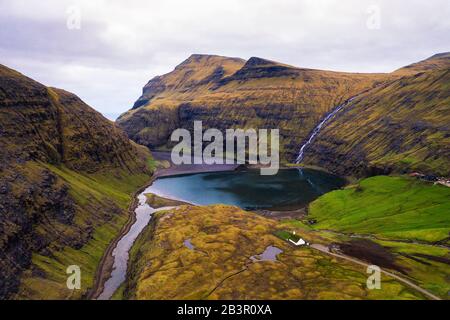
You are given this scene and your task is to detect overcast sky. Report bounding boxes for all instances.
[1,0,449,119]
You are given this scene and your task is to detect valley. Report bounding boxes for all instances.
[121,204,429,300]
[1,52,449,301]
[109,53,449,300]
[90,155,448,300]
[0,64,154,299]
[86,164,450,301]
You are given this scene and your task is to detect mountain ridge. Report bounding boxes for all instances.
[117,54,390,160]
[0,64,153,299]
[303,66,450,177]
[117,53,449,177]
[394,52,450,75]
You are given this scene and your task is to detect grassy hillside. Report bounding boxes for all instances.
[0,64,154,299]
[394,52,450,75]
[118,53,449,176]
[309,176,450,242]
[304,53,450,177]
[123,205,424,300]
[117,54,389,161]
[16,164,151,299]
[304,175,450,298]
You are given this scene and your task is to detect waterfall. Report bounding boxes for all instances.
[295,97,355,164]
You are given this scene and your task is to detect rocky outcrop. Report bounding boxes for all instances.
[0,165,75,298]
[0,64,152,299]
[117,54,388,160]
[215,57,301,85]
[132,76,166,110]
[118,53,449,176]
[303,53,450,177]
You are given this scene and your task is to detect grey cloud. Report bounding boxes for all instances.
[0,0,449,117]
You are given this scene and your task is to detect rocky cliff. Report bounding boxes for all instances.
[303,53,450,177]
[0,64,152,299]
[118,53,449,177]
[117,54,389,160]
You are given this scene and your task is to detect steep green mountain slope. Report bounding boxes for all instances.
[0,65,153,299]
[303,53,450,177]
[117,54,389,160]
[305,175,450,298]
[309,176,450,242]
[394,52,450,75]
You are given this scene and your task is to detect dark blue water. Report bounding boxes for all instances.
[147,169,345,210]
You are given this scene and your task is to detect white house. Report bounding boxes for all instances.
[288,232,309,246]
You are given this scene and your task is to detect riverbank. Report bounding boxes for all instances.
[87,178,157,299]
[121,204,432,300]
[89,153,241,299]
[145,193,190,208]
[89,149,354,299]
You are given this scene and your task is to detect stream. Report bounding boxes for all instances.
[296,97,355,163]
[97,103,354,299]
[97,187,176,300]
[97,167,344,299]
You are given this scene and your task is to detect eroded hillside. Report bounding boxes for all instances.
[303,53,450,177]
[117,54,389,160]
[0,65,153,299]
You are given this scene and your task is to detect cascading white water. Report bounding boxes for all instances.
[296,97,355,163]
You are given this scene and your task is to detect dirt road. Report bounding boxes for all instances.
[310,244,442,300]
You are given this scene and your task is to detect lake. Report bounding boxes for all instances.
[97,167,344,299]
[147,168,345,210]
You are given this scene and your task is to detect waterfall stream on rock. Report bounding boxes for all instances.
[296,97,355,163]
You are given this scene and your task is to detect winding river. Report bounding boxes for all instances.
[97,168,344,299]
[97,190,175,300]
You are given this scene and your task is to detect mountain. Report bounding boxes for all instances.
[118,53,449,177]
[394,52,450,75]
[303,53,450,177]
[0,65,153,299]
[117,54,390,160]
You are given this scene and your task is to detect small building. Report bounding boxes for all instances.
[288,231,309,246]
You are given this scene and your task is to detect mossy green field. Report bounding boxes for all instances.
[15,164,153,299]
[292,175,450,299]
[309,176,450,243]
[124,205,426,300]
